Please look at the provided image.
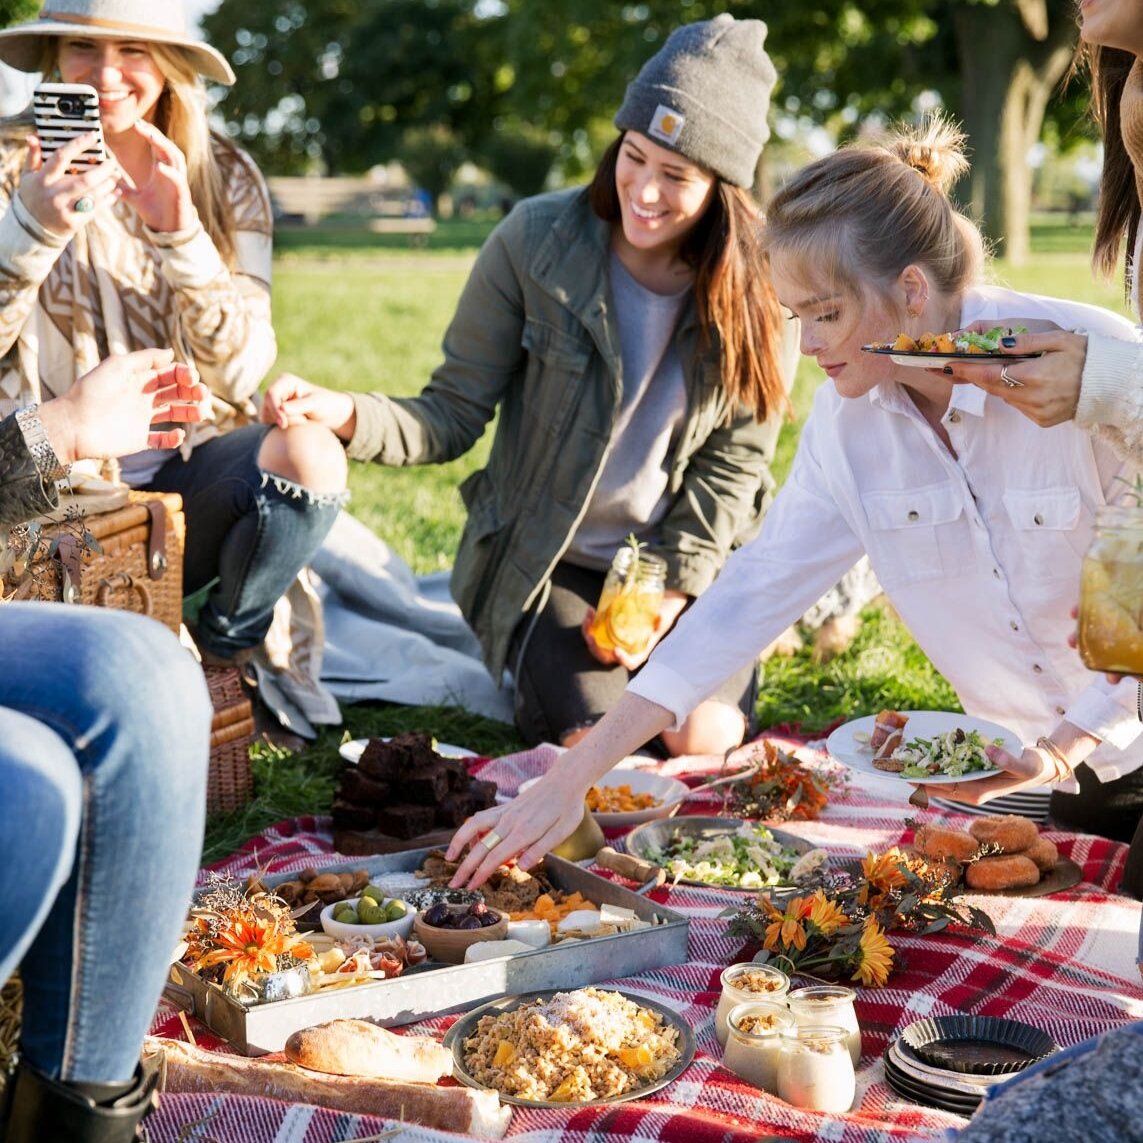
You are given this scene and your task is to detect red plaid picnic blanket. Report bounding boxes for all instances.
[148,736,1143,1143]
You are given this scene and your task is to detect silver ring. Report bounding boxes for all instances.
[999,365,1023,389]
[72,195,95,214]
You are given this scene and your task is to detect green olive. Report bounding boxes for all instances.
[357,900,387,925]
[333,906,359,924]
[383,900,407,922]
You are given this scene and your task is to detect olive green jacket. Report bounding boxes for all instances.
[347,188,792,678]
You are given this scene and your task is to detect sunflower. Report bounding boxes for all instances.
[805,890,848,936]
[763,895,810,953]
[850,919,894,988]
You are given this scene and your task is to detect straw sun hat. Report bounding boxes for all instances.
[0,0,235,85]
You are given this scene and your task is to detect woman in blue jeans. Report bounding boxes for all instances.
[0,350,212,1140]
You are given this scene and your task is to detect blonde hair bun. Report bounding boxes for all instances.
[888,114,970,194]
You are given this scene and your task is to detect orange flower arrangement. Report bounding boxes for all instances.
[183,877,314,1000]
[726,847,993,989]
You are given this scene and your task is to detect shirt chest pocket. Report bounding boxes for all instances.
[520,319,593,438]
[862,483,964,588]
[1000,486,1086,575]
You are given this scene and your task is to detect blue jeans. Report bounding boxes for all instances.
[145,425,343,660]
[0,604,211,1084]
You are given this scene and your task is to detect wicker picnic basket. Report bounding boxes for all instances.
[205,666,256,815]
[4,490,185,635]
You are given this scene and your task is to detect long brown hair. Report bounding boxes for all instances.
[588,135,790,424]
[1074,43,1140,293]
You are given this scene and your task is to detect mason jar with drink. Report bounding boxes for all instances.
[588,536,667,658]
[1077,502,1143,676]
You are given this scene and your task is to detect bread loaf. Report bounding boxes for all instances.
[147,1037,511,1138]
[284,1018,452,1082]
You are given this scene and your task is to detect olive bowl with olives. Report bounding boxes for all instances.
[412,901,509,964]
[319,890,415,942]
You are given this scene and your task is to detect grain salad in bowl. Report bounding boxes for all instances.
[456,987,685,1104]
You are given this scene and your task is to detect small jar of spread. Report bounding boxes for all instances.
[786,984,861,1066]
[722,1001,795,1093]
[777,1024,856,1113]
[714,962,790,1047]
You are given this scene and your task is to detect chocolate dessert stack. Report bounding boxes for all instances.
[331,732,497,854]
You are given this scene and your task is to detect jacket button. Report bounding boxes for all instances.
[907,510,919,521]
[1033,513,1044,525]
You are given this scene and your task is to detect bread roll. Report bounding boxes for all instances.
[965,854,1041,891]
[284,1019,452,1082]
[1025,835,1059,874]
[967,815,1039,854]
[148,1037,511,1138]
[913,824,980,862]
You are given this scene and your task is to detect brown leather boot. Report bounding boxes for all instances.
[0,1060,158,1143]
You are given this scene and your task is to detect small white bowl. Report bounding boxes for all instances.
[319,896,415,942]
[519,764,689,828]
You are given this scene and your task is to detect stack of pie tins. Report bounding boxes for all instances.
[884,1015,1056,1115]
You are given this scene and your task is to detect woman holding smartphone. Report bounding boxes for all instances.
[0,0,346,668]
[261,15,796,757]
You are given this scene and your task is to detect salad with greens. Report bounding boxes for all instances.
[894,728,1001,779]
[952,325,1028,353]
[645,823,802,889]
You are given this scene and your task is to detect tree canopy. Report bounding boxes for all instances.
[198,0,1093,255]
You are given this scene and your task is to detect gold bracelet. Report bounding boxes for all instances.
[1035,736,1074,782]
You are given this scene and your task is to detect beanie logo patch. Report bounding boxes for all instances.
[648,104,685,146]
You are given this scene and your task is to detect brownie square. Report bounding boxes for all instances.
[338,767,390,805]
[467,778,498,810]
[394,762,450,803]
[330,798,376,830]
[435,791,479,828]
[375,803,436,839]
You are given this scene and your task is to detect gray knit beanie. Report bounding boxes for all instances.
[613,14,776,188]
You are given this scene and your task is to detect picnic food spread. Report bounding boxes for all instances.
[157,732,1125,1139]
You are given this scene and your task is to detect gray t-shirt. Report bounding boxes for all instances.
[566,252,689,569]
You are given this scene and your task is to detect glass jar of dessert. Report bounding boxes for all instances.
[715,962,790,1047]
[777,1024,856,1113]
[786,984,861,1066]
[1077,503,1143,675]
[722,1001,795,1093]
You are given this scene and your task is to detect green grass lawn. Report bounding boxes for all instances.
[201,217,1130,862]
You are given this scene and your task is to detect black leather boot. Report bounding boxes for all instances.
[0,1059,158,1143]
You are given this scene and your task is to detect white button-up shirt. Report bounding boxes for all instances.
[631,286,1143,784]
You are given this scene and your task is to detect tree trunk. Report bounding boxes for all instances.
[952,2,1076,264]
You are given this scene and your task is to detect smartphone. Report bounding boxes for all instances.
[32,82,107,169]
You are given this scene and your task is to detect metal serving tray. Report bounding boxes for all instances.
[166,850,689,1055]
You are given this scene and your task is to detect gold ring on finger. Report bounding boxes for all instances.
[479,830,501,850]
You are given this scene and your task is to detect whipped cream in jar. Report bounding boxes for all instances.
[722,1001,795,1093]
[715,962,790,1047]
[786,984,861,1065]
[776,1024,856,1113]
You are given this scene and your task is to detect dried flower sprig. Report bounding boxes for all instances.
[182,875,314,1000]
[719,739,847,822]
[724,846,995,988]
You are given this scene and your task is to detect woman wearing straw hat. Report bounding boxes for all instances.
[0,0,347,671]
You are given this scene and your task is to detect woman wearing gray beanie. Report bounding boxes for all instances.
[261,14,796,757]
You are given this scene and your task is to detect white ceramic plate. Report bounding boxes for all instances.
[339,737,478,764]
[825,711,1021,785]
[861,346,1040,369]
[518,765,689,828]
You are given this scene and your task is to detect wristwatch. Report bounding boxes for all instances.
[14,404,69,484]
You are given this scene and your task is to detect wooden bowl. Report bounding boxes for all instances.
[413,905,508,964]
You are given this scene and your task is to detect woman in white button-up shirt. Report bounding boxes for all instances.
[445,116,1143,893]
